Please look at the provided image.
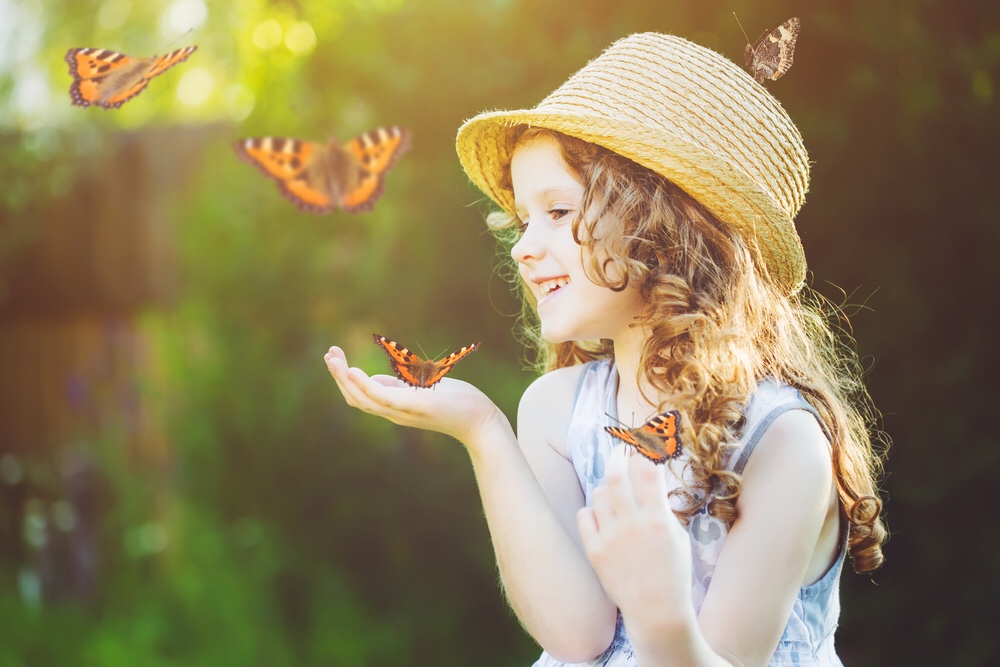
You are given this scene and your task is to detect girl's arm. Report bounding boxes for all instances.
[579,409,836,667]
[324,347,616,661]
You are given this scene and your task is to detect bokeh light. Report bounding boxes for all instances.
[176,66,214,106]
[285,20,317,55]
[252,18,283,50]
[160,0,208,38]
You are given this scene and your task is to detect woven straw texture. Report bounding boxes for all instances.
[456,32,811,293]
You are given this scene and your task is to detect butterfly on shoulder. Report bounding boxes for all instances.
[233,127,412,214]
[604,410,684,464]
[65,46,197,109]
[737,16,800,84]
[372,334,479,389]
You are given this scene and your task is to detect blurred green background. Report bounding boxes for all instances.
[0,0,996,665]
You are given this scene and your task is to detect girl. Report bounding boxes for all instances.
[325,32,887,666]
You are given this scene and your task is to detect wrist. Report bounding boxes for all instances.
[461,406,514,455]
[626,610,730,667]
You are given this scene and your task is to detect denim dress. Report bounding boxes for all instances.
[532,359,845,667]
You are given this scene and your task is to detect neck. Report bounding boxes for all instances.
[612,325,660,422]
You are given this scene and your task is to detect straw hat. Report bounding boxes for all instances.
[455,32,810,293]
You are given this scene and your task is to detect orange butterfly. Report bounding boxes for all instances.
[605,410,684,464]
[373,334,479,389]
[65,46,197,109]
[233,127,411,214]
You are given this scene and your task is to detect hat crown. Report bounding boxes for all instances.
[537,32,809,222]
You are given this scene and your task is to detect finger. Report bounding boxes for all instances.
[632,454,669,511]
[324,348,361,404]
[370,373,407,388]
[590,485,618,528]
[603,448,638,511]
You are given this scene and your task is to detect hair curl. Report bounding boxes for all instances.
[487,127,888,573]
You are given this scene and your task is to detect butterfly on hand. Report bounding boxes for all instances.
[373,334,479,389]
[233,127,411,214]
[742,16,800,84]
[65,46,197,109]
[605,410,684,464]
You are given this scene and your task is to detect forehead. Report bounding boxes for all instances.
[510,135,584,203]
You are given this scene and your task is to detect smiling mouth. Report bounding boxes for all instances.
[538,277,569,299]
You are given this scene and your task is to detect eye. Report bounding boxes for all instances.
[549,207,572,221]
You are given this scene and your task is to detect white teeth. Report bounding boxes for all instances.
[539,277,569,296]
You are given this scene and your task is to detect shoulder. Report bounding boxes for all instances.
[740,408,832,488]
[517,363,589,458]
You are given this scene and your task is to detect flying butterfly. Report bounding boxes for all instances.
[233,127,411,214]
[65,46,197,109]
[605,410,684,464]
[372,334,480,389]
[735,15,800,84]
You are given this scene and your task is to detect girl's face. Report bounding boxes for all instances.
[510,135,644,344]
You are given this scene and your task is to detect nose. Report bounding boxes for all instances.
[511,223,541,264]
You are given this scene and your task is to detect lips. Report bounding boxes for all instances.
[534,276,570,306]
[538,276,569,296]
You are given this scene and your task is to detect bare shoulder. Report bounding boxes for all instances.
[741,409,833,486]
[517,364,588,459]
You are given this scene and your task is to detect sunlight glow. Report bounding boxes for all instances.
[176,66,214,106]
[253,19,283,50]
[285,21,316,55]
[160,0,208,38]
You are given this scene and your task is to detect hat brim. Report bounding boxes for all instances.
[456,109,806,293]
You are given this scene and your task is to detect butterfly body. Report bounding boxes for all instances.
[744,17,800,84]
[605,410,683,464]
[373,334,479,388]
[66,46,197,109]
[234,127,411,214]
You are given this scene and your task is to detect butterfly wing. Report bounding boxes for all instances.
[339,126,412,213]
[234,138,336,213]
[604,410,683,464]
[372,334,478,388]
[65,46,196,109]
[641,411,683,459]
[747,17,800,83]
[605,426,640,447]
[421,342,480,387]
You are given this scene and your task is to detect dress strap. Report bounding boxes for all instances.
[731,399,827,475]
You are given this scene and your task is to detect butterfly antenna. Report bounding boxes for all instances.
[733,12,751,45]
[158,27,195,52]
[604,411,626,427]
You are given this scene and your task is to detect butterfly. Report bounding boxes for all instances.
[233,127,412,214]
[604,410,684,464]
[739,16,800,84]
[65,46,197,109]
[372,334,479,388]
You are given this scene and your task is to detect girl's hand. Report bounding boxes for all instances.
[323,345,506,447]
[577,450,697,636]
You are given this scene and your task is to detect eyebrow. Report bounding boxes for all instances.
[513,187,583,210]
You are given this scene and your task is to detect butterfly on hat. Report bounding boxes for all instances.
[233,127,411,214]
[737,16,800,84]
[605,410,684,464]
[373,334,480,389]
[65,46,197,109]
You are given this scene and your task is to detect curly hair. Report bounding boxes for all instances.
[488,127,888,573]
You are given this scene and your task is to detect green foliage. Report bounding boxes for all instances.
[1,0,999,665]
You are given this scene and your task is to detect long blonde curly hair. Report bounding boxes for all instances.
[488,127,888,573]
